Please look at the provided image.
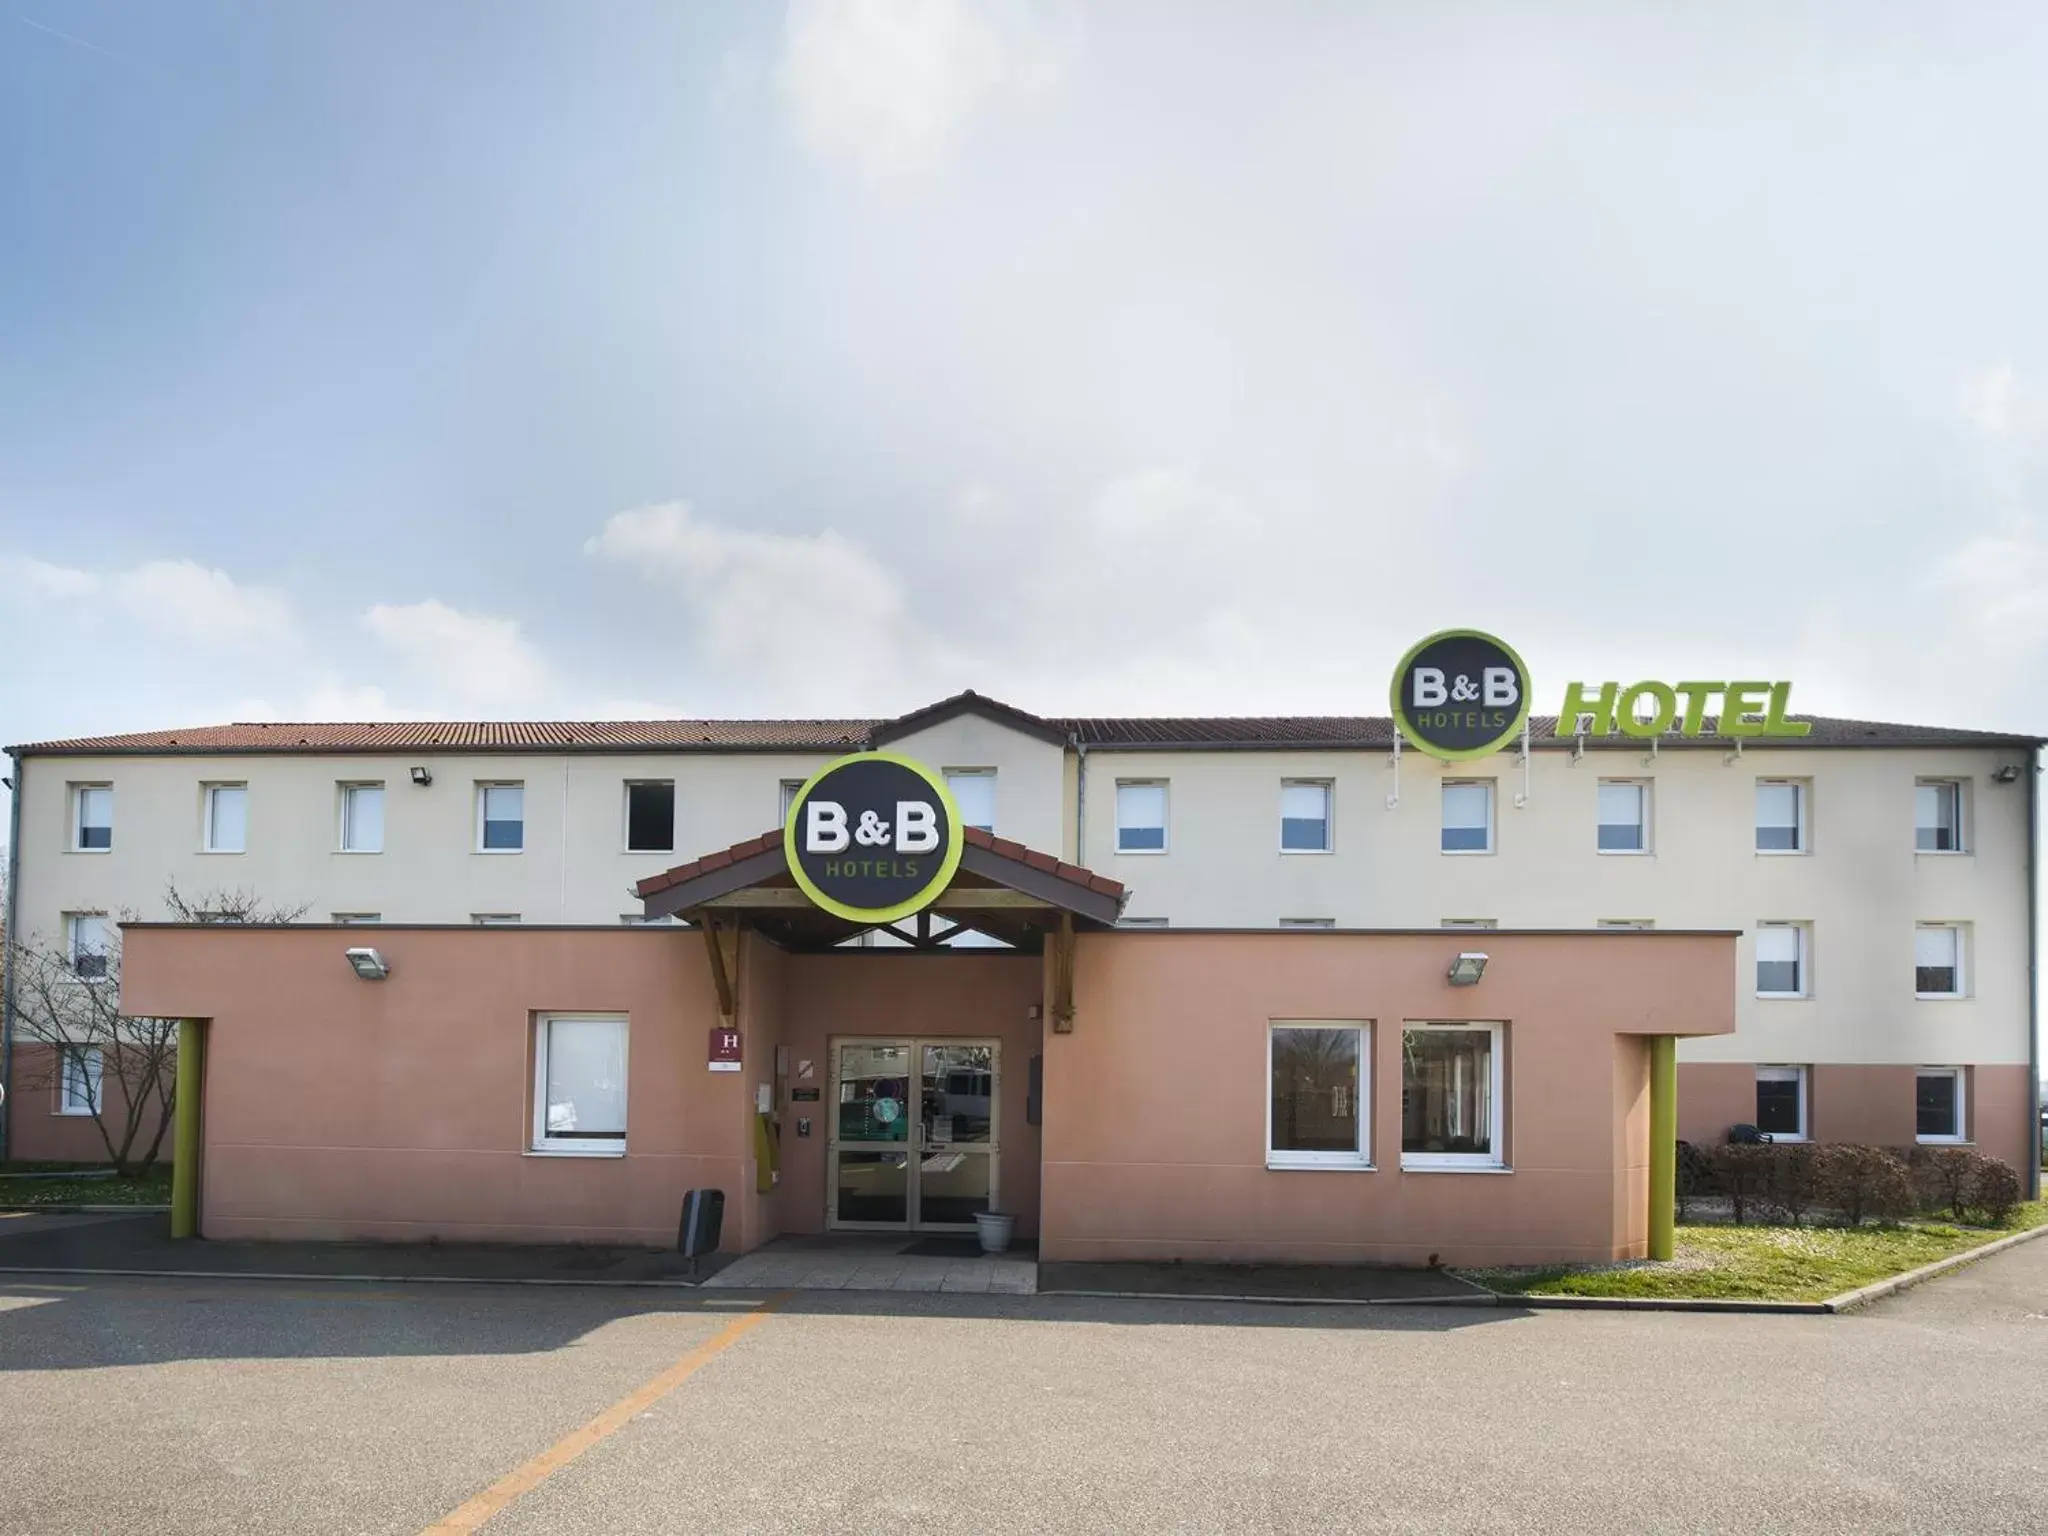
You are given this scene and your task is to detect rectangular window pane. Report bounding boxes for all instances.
[61,1048,102,1114]
[1596,782,1644,851]
[1441,783,1491,852]
[1270,1027,1361,1155]
[1915,926,1959,994]
[482,784,524,850]
[1280,782,1330,851]
[1402,1029,1494,1158]
[1915,783,1960,852]
[1756,926,1802,994]
[542,1019,626,1139]
[342,785,385,852]
[1116,783,1167,850]
[1755,1070,1803,1137]
[780,780,803,820]
[625,781,675,852]
[1915,1072,1960,1139]
[1756,782,1802,850]
[76,786,112,849]
[206,785,247,852]
[946,771,996,834]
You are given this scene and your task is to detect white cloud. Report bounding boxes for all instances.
[361,599,554,709]
[1937,522,2048,654]
[779,0,1067,179]
[1960,363,2048,440]
[1,554,295,647]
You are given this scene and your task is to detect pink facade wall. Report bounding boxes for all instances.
[1040,931,1735,1267]
[5,1042,171,1165]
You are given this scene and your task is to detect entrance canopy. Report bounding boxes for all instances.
[635,826,1127,952]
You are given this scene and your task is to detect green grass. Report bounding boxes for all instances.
[0,1163,174,1208]
[1464,1201,2048,1303]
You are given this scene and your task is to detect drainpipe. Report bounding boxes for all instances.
[0,749,22,1163]
[2028,746,2041,1200]
[1648,1035,1676,1261]
[1072,737,1088,866]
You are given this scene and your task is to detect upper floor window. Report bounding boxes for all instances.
[333,912,381,925]
[478,782,525,852]
[1116,781,1168,853]
[780,779,805,822]
[1116,916,1169,929]
[1441,918,1498,930]
[338,783,384,853]
[66,912,112,981]
[1440,781,1493,854]
[472,913,521,925]
[1755,1066,1808,1142]
[1596,780,1648,853]
[1755,921,1809,998]
[1915,1068,1966,1144]
[1915,780,1965,853]
[1914,923,1965,998]
[1755,780,1808,853]
[202,783,247,853]
[1597,919,1654,930]
[1280,780,1332,852]
[71,784,112,851]
[945,769,996,834]
[59,1047,102,1116]
[624,780,675,853]
[1279,917,1336,929]
[1268,1022,1369,1169]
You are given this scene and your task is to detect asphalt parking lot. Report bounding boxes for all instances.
[2,1234,2045,1535]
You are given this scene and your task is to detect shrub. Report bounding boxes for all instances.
[1913,1146,1978,1221]
[1967,1157,2023,1227]
[1675,1140,1713,1220]
[1815,1145,1916,1226]
[1765,1142,1823,1224]
[1714,1144,1776,1225]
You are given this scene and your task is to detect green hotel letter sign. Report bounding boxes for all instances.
[1553,680,1811,739]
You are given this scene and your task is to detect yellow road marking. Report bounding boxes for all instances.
[420,1293,787,1534]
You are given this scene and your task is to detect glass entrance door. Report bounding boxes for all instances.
[829,1038,1000,1231]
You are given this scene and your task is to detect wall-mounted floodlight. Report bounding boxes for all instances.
[1992,765,2021,784]
[1447,952,1488,987]
[409,765,433,786]
[345,947,391,981]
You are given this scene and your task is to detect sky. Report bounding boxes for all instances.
[3,1,2048,746]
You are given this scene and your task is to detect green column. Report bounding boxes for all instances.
[170,1018,205,1239]
[1648,1035,1676,1261]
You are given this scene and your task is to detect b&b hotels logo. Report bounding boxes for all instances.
[784,752,964,922]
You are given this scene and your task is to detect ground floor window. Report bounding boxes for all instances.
[1755,1065,1808,1141]
[58,1047,102,1116]
[1400,1023,1504,1170]
[1915,1068,1966,1144]
[532,1015,628,1153]
[1267,1022,1369,1168]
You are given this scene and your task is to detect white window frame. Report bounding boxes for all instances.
[332,913,381,925]
[1914,779,1968,855]
[1440,780,1495,855]
[472,913,521,926]
[58,1046,102,1116]
[1266,1020,1372,1170]
[1755,778,1810,855]
[1914,1066,1968,1145]
[1116,916,1169,929]
[622,779,676,854]
[201,782,248,854]
[337,782,385,854]
[1440,918,1498,930]
[1279,917,1337,929]
[1597,919,1655,930]
[1399,1021,1507,1172]
[1914,922,1967,1000]
[70,783,113,853]
[1596,779,1651,855]
[1755,921,1811,1000]
[65,912,112,983]
[779,779,805,823]
[1278,779,1333,855]
[944,768,998,835]
[476,781,526,854]
[531,1014,629,1155]
[1754,1065,1809,1142]
[1114,780,1170,855]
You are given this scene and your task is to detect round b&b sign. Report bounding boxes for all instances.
[783,753,965,923]
[1390,628,1531,761]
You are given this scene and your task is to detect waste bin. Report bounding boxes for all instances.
[678,1188,725,1261]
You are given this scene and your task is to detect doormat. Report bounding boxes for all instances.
[901,1237,989,1258]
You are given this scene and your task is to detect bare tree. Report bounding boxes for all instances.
[160,881,311,926]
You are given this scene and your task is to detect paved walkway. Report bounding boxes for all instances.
[701,1233,1036,1293]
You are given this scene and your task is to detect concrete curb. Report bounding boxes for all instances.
[1036,1286,1497,1309]
[1820,1221,2048,1313]
[0,1205,172,1216]
[0,1264,725,1291]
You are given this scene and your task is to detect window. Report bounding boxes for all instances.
[1915,1068,1967,1143]
[1115,781,1168,853]
[780,779,805,821]
[1755,780,1808,853]
[472,913,521,925]
[1268,1023,1370,1168]
[1440,781,1493,853]
[945,769,996,834]
[624,780,675,853]
[532,1015,628,1153]
[1280,780,1332,852]
[1596,780,1648,853]
[619,913,680,926]
[1755,1066,1808,1141]
[1915,780,1965,853]
[71,784,112,851]
[1401,1023,1505,1170]
[339,783,385,853]
[478,782,525,852]
[1440,918,1498,930]
[202,783,248,853]
[1116,916,1168,929]
[1755,922,1809,998]
[333,913,381,925]
[1915,924,1964,998]
[58,1048,102,1116]
[1597,919,1654,930]
[66,913,111,981]
[1280,917,1336,929]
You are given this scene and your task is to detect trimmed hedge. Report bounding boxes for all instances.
[1673,1141,2024,1227]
